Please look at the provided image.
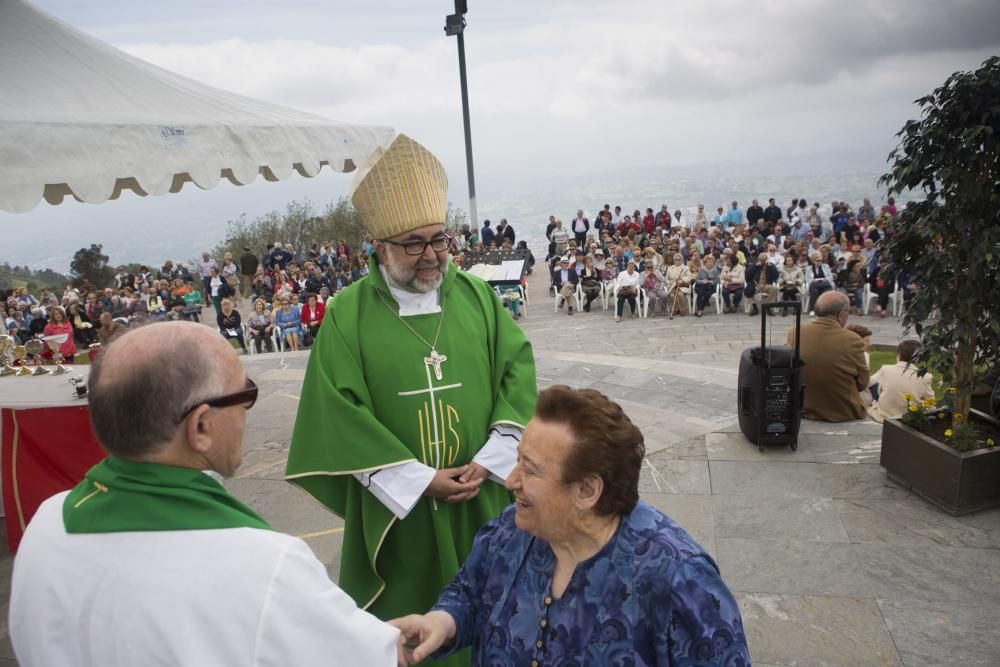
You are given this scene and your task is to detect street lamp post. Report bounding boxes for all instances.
[444,1,478,234]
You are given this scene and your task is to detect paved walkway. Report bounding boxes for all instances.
[1,271,997,665]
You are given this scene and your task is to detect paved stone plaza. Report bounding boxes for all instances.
[1,271,998,665]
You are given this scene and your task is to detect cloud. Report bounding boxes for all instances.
[114,0,998,193]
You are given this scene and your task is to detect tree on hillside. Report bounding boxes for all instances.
[878,55,1000,425]
[211,197,366,261]
[70,244,114,288]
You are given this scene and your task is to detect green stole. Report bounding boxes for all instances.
[63,456,271,533]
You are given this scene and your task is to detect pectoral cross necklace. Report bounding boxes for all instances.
[377,290,448,380]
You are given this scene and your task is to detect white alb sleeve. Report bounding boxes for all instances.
[472,425,522,484]
[254,538,400,666]
[353,461,437,521]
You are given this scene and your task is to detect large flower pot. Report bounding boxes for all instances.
[880,409,1000,515]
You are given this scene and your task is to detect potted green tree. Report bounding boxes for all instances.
[877,56,1000,515]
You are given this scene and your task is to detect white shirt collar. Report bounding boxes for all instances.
[379,265,441,317]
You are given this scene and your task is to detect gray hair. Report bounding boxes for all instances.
[814,292,850,318]
[88,330,226,458]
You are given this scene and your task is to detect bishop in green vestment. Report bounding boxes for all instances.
[285,135,536,664]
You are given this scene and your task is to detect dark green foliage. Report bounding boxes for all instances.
[879,56,1000,422]
[69,243,114,289]
[209,198,365,262]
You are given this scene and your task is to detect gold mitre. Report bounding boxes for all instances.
[350,134,449,240]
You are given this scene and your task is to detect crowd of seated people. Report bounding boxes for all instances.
[3,238,372,357]
[530,196,915,321]
[6,195,913,364]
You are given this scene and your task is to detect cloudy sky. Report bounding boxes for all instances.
[5,0,1000,269]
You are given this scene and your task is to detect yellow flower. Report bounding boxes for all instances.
[903,393,914,401]
[987,439,996,447]
[937,413,947,420]
[948,387,957,394]
[954,413,964,423]
[908,405,919,412]
[944,429,953,437]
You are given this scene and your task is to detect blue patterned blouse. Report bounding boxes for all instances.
[432,501,749,666]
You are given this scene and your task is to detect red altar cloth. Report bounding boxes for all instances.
[1,406,106,552]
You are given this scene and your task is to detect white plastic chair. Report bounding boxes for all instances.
[243,323,256,355]
[689,284,723,315]
[272,327,286,352]
[553,282,578,312]
[600,282,613,310]
[574,283,585,311]
[612,283,644,318]
[864,283,903,317]
[707,284,724,315]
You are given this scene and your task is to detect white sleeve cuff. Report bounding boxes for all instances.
[353,461,436,520]
[472,425,522,484]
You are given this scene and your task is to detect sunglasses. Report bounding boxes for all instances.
[179,377,258,422]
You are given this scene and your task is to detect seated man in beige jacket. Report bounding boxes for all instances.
[867,339,934,423]
[787,291,869,421]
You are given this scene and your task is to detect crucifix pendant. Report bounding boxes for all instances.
[425,349,447,381]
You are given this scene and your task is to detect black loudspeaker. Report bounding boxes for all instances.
[737,301,805,452]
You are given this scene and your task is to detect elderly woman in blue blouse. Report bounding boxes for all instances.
[272,294,302,351]
[391,385,749,666]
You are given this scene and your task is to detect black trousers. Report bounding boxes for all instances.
[251,330,274,353]
[695,283,716,310]
[808,282,832,311]
[722,288,743,308]
[780,287,800,303]
[616,293,637,316]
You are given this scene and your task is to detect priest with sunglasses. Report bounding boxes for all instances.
[10,322,401,666]
[286,134,537,667]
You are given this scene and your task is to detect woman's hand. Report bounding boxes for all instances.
[390,611,457,665]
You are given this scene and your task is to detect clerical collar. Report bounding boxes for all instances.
[379,265,441,317]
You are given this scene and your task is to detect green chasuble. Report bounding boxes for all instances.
[285,256,536,649]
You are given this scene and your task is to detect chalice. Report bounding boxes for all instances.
[13,345,32,376]
[24,339,48,376]
[43,334,72,375]
[0,335,17,377]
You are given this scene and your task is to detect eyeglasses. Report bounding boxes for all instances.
[382,235,452,256]
[179,377,258,422]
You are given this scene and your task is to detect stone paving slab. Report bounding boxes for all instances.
[717,538,872,598]
[714,495,851,542]
[877,599,1000,667]
[855,543,1000,608]
[738,593,903,666]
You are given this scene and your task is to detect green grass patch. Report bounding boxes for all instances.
[869,350,896,376]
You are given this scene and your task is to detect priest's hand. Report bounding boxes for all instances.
[425,465,483,502]
[391,611,456,665]
[457,462,488,485]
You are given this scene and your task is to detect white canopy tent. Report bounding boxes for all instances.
[0,0,394,214]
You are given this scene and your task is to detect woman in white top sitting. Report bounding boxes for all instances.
[868,339,934,423]
[614,261,641,322]
[720,253,746,313]
[778,254,804,316]
[805,252,834,315]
